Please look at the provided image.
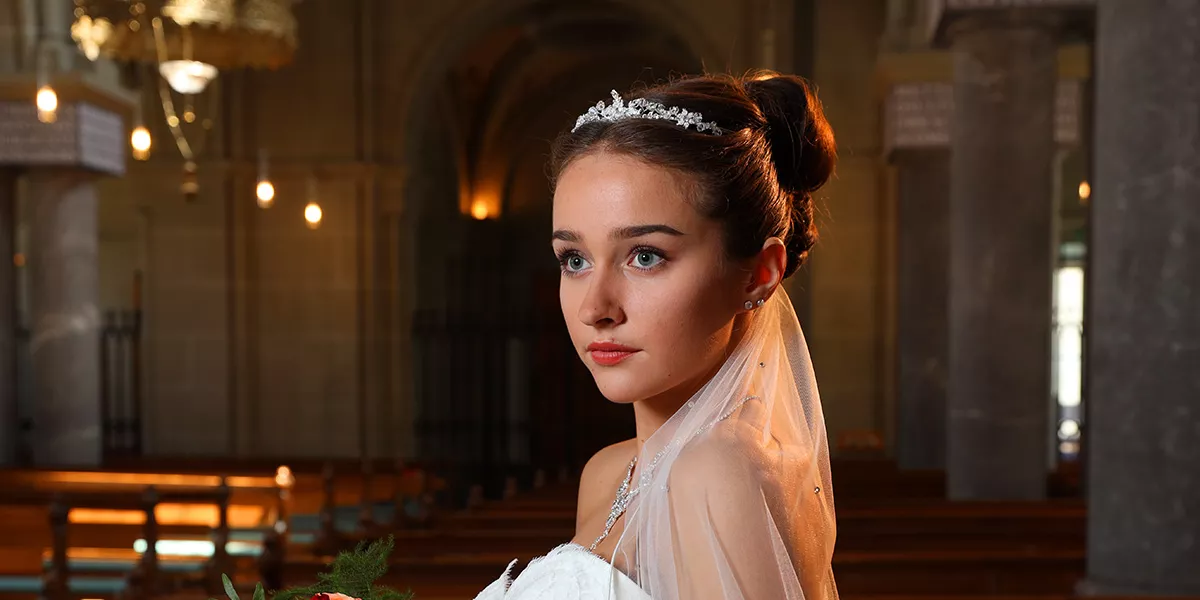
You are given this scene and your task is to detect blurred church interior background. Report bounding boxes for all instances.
[0,0,1196,599]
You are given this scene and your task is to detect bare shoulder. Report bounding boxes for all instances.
[576,438,637,530]
[669,399,772,495]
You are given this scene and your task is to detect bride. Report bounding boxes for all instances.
[476,71,839,600]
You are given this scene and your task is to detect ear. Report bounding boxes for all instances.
[742,237,786,310]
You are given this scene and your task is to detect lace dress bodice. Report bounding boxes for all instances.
[473,543,650,600]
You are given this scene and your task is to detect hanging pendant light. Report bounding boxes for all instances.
[304,175,321,229]
[158,59,218,95]
[304,201,322,229]
[130,95,152,160]
[34,41,57,123]
[131,125,152,160]
[256,180,276,208]
[256,149,275,208]
[35,85,58,123]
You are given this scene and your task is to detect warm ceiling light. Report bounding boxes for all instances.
[471,199,489,220]
[304,202,322,228]
[158,60,218,95]
[1078,180,1091,202]
[131,126,152,160]
[256,180,276,208]
[36,85,58,123]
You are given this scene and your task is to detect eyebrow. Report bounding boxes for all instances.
[551,224,685,243]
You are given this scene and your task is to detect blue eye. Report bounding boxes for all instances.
[630,248,665,270]
[558,251,591,275]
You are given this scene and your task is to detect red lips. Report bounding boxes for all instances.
[586,341,640,366]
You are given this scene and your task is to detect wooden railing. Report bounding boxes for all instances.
[0,472,289,600]
[311,459,445,556]
[4,483,233,600]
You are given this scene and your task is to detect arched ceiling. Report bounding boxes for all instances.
[422,0,704,219]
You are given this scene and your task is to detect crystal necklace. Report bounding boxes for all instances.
[588,394,758,551]
[589,455,639,551]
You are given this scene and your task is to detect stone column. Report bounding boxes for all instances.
[27,170,102,467]
[0,168,16,465]
[1080,0,1200,595]
[894,150,950,470]
[945,12,1058,500]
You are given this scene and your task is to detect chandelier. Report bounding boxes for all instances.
[69,0,299,200]
[71,0,298,74]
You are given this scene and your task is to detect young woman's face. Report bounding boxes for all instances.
[552,151,748,406]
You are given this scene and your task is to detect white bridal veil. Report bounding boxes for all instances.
[608,287,837,600]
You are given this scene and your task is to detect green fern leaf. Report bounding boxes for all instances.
[222,574,241,600]
[271,536,400,600]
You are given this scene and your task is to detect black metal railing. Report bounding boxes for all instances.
[410,306,633,501]
[410,310,545,485]
[13,308,143,462]
[100,309,143,457]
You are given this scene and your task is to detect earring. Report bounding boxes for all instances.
[744,301,754,310]
[755,299,765,307]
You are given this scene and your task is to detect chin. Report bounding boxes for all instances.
[589,368,657,405]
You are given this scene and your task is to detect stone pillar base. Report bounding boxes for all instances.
[945,11,1058,501]
[28,170,102,467]
[1076,578,1200,598]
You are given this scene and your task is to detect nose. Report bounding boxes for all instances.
[577,269,626,328]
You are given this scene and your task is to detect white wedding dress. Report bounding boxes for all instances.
[474,542,650,600]
[475,289,837,600]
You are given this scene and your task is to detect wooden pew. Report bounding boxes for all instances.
[370,493,1086,596]
[279,458,1089,596]
[34,485,222,600]
[0,471,290,600]
[310,460,446,556]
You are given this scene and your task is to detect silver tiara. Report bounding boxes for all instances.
[572,90,724,135]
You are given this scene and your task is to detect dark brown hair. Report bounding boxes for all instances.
[550,71,836,277]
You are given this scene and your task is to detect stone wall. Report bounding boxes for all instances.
[102,0,849,460]
[808,0,890,449]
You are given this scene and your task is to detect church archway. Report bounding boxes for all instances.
[399,2,707,494]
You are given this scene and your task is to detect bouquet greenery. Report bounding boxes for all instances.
[217,536,413,600]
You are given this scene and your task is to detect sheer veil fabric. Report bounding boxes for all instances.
[608,287,838,600]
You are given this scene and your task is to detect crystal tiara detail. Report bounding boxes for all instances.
[572,90,724,135]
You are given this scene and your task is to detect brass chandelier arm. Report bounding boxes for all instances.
[70,1,296,201]
[153,16,195,162]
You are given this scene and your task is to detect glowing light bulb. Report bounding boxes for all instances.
[275,465,295,488]
[131,126,152,160]
[256,180,275,208]
[304,201,322,228]
[1058,419,1081,439]
[1078,181,1090,203]
[36,86,58,123]
[158,60,218,95]
[470,199,489,220]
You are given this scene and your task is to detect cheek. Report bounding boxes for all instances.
[634,273,733,354]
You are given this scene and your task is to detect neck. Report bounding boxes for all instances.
[631,394,683,458]
[629,312,754,457]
